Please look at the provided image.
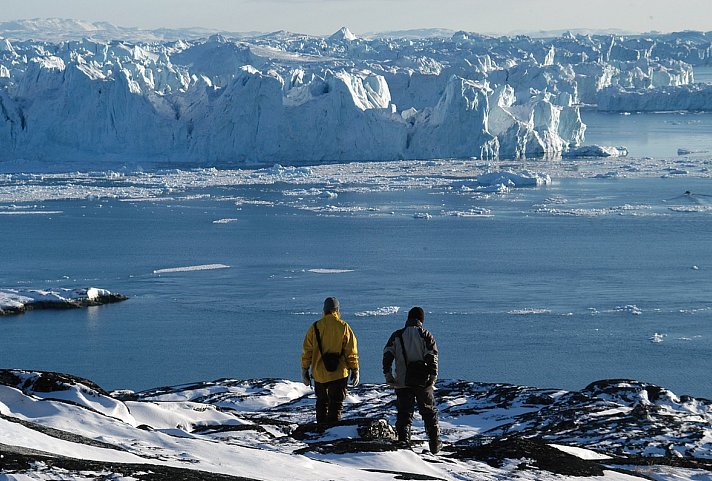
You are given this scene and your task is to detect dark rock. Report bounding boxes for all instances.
[294,439,400,455]
[357,418,397,441]
[452,436,605,477]
[0,370,21,387]
[292,417,399,455]
[192,423,270,435]
[524,393,555,405]
[0,369,110,396]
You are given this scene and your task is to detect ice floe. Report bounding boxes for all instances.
[650,333,666,343]
[307,268,355,274]
[508,308,552,315]
[566,145,629,158]
[476,170,551,188]
[152,264,231,274]
[354,306,400,317]
[616,305,643,315]
[442,208,493,217]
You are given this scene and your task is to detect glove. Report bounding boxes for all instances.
[349,369,359,387]
[301,367,311,386]
[384,372,396,386]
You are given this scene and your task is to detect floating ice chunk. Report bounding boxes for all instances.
[212,218,239,224]
[307,268,354,274]
[354,306,400,317]
[508,308,552,315]
[256,164,313,179]
[650,333,665,343]
[318,191,338,199]
[302,205,368,213]
[0,210,63,215]
[668,205,712,213]
[153,264,230,274]
[692,265,700,270]
[535,207,609,217]
[476,170,551,188]
[443,208,492,217]
[616,305,642,315]
[476,183,511,194]
[413,212,432,219]
[566,145,628,158]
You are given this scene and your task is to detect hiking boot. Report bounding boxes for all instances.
[394,440,411,450]
[396,427,411,445]
[429,439,443,454]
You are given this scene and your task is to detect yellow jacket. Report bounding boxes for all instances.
[301,313,359,383]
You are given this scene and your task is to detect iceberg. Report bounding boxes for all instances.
[1,25,709,165]
[597,84,712,112]
[565,145,629,158]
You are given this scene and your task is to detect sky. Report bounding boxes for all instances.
[1,0,711,36]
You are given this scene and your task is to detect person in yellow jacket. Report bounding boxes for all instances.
[301,297,359,424]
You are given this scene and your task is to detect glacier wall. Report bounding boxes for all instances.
[0,27,709,164]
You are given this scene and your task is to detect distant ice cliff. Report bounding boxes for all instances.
[1,24,709,164]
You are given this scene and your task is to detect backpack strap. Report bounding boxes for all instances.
[313,321,325,357]
[314,321,344,356]
[396,328,410,364]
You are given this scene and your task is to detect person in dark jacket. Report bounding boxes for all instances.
[301,296,359,424]
[382,306,442,454]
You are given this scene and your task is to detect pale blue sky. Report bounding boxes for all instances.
[1,0,710,35]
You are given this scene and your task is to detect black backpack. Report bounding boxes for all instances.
[397,328,431,388]
[313,322,342,372]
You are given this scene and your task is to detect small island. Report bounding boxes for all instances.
[0,287,128,316]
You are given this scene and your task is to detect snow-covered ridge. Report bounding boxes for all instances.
[2,24,707,165]
[0,369,710,480]
[0,287,127,315]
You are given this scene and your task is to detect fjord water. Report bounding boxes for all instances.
[1,175,711,398]
[582,110,712,159]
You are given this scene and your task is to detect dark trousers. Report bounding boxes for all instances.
[314,377,348,424]
[395,386,439,442]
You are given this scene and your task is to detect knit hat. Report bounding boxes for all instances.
[407,306,425,322]
[323,297,340,313]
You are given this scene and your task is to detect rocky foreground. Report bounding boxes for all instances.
[0,370,710,480]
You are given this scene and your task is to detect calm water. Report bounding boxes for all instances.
[581,67,712,159]
[1,176,711,398]
[582,110,712,159]
[694,65,712,84]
